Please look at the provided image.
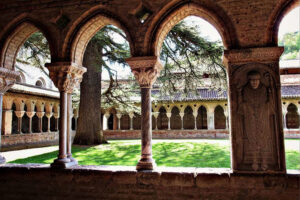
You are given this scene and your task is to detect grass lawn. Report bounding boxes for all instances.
[8,139,300,170]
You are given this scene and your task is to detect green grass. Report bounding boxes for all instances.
[8,140,300,170]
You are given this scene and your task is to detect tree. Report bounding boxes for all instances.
[279,31,300,60]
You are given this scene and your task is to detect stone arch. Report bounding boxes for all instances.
[183,106,194,130]
[16,71,26,83]
[170,106,181,130]
[64,12,133,67]
[0,20,54,70]
[147,2,235,56]
[35,77,46,88]
[267,0,300,45]
[157,106,168,130]
[286,103,299,129]
[214,105,226,129]
[197,105,207,129]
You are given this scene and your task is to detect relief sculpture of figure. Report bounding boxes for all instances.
[237,70,276,171]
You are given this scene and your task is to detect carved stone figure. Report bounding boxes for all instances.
[237,70,276,171]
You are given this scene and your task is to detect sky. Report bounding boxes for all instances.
[102,8,300,79]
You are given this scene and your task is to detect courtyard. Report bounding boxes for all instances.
[4,139,300,170]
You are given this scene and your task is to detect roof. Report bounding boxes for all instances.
[153,85,300,101]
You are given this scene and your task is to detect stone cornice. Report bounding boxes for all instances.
[126,56,163,88]
[45,62,87,93]
[223,47,284,65]
[0,68,20,94]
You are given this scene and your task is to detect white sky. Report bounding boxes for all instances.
[102,9,300,79]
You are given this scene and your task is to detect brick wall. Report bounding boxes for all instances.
[0,165,298,200]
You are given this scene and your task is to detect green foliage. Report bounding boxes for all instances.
[8,139,300,169]
[279,31,300,60]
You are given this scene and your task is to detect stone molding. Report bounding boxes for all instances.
[45,112,53,118]
[223,47,284,65]
[45,62,86,93]
[126,56,162,88]
[0,68,20,94]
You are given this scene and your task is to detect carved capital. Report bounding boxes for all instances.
[223,47,284,66]
[14,111,25,118]
[179,112,184,118]
[36,111,45,118]
[53,113,60,119]
[0,68,20,94]
[116,113,122,119]
[129,112,135,119]
[152,112,159,118]
[26,111,36,118]
[45,62,87,93]
[126,56,162,88]
[166,112,172,118]
[45,112,53,118]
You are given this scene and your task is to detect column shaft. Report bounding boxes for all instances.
[0,94,6,163]
[29,117,32,133]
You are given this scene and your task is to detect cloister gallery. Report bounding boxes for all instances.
[0,0,299,199]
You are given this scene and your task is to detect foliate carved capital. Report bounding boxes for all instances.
[126,56,162,88]
[36,111,45,118]
[0,68,20,94]
[223,47,284,66]
[45,112,53,118]
[53,113,60,119]
[14,111,25,118]
[26,111,36,118]
[116,113,122,119]
[45,62,87,93]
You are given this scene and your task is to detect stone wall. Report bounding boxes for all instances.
[0,165,298,200]
[104,130,229,139]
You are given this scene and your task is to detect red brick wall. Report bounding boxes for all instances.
[0,165,298,200]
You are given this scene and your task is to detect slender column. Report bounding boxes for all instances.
[129,112,134,130]
[53,113,59,131]
[14,111,25,134]
[46,62,86,168]
[67,93,77,163]
[207,109,215,130]
[179,112,184,130]
[103,112,110,130]
[223,47,285,173]
[26,111,35,133]
[193,111,198,130]
[126,56,162,170]
[298,106,300,129]
[166,112,171,130]
[74,117,78,130]
[36,111,45,133]
[153,112,159,130]
[0,68,20,164]
[45,112,53,132]
[282,106,287,129]
[116,113,122,130]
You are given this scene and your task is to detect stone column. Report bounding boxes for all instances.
[282,105,287,130]
[46,62,86,168]
[116,113,122,130]
[2,110,12,135]
[53,113,59,131]
[166,112,171,130]
[127,56,162,170]
[103,112,110,130]
[15,111,25,134]
[0,68,20,164]
[67,93,76,163]
[179,112,184,130]
[152,112,159,130]
[45,112,53,132]
[73,109,79,130]
[36,111,45,133]
[129,112,134,130]
[223,47,286,173]
[193,111,198,130]
[26,111,35,133]
[298,105,300,129]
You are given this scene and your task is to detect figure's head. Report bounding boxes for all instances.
[247,70,260,89]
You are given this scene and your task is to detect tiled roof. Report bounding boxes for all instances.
[153,85,300,101]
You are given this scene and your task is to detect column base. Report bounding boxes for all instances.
[0,155,6,164]
[67,155,78,164]
[51,157,77,169]
[136,157,156,171]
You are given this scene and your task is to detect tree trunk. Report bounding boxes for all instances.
[73,42,107,145]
